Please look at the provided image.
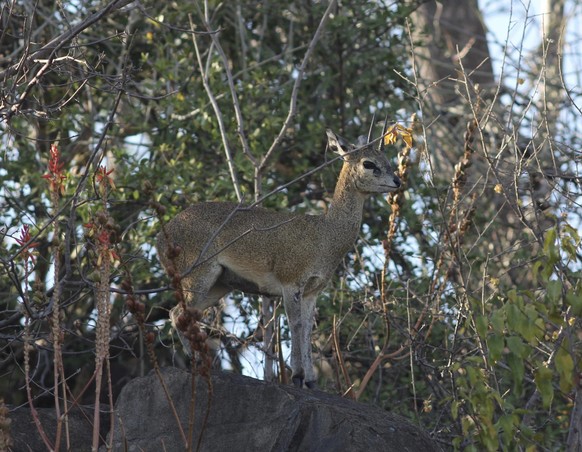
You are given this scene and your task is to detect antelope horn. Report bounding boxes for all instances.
[367,112,376,144]
[378,114,390,152]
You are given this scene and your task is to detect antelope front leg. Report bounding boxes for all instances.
[300,295,317,388]
[282,287,306,387]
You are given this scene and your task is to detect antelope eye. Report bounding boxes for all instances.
[363,161,377,170]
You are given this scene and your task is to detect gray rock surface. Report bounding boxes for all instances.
[9,405,109,452]
[105,367,441,452]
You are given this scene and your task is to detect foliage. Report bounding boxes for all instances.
[0,0,581,450]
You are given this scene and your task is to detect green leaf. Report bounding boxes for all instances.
[534,365,554,408]
[543,227,559,263]
[488,334,504,363]
[532,259,550,284]
[555,346,574,393]
[562,223,581,245]
[546,280,562,304]
[565,289,582,317]
[521,305,540,343]
[506,303,528,337]
[507,353,525,396]
[506,336,529,358]
[560,224,580,261]
[480,419,499,451]
[534,318,546,341]
[467,365,482,386]
[475,314,488,338]
[451,399,459,420]
[562,240,578,261]
[496,414,517,447]
[540,261,555,282]
[490,309,505,334]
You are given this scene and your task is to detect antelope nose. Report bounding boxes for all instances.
[393,176,401,188]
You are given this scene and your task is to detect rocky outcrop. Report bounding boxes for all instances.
[105,368,440,452]
[8,368,441,451]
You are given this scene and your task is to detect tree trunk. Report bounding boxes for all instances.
[411,0,495,108]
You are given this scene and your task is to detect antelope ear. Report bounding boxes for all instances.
[326,129,350,157]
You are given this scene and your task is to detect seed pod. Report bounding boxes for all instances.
[146,331,155,344]
[125,297,136,311]
[176,314,189,331]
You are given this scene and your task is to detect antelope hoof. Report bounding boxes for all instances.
[292,376,304,388]
[305,380,317,389]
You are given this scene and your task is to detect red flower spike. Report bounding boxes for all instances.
[15,225,39,263]
[43,144,67,195]
[96,166,115,191]
[48,144,65,174]
[97,230,110,245]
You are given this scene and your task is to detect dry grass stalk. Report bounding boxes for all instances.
[355,120,414,400]
[150,196,214,452]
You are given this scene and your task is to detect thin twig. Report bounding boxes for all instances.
[333,315,355,399]
[189,14,243,201]
[194,3,256,166]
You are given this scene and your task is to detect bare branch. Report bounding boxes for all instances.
[189,14,243,202]
[0,0,133,121]
[194,2,256,167]
[258,0,337,173]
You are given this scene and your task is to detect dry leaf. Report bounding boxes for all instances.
[384,129,398,145]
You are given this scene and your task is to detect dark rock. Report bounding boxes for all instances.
[9,404,109,451]
[105,367,441,452]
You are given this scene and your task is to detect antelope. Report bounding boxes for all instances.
[157,127,401,388]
